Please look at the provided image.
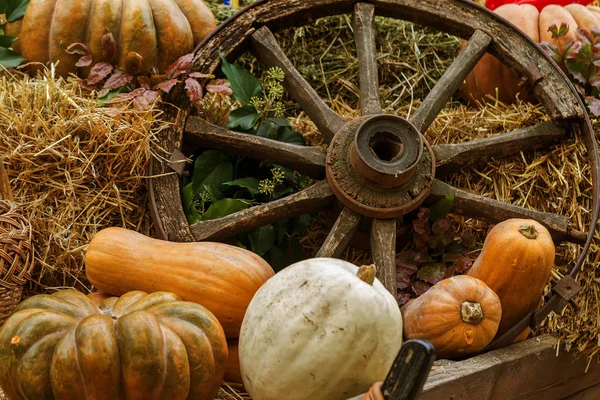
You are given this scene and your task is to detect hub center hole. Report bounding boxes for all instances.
[369,132,404,162]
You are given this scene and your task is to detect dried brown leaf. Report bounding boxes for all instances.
[185,78,203,109]
[206,79,233,95]
[86,62,114,86]
[103,70,134,90]
[166,53,193,79]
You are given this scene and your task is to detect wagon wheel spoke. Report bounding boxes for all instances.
[184,116,326,179]
[428,180,586,244]
[370,218,397,296]
[353,3,382,115]
[250,26,345,143]
[190,180,335,241]
[410,30,491,133]
[316,207,361,258]
[433,121,567,177]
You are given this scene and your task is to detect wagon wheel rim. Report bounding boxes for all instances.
[149,0,600,334]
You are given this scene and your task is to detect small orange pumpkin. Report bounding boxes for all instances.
[467,218,555,338]
[401,275,502,359]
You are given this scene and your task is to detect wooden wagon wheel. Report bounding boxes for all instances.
[149,0,600,348]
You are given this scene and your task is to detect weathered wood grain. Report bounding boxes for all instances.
[427,180,586,244]
[316,207,361,258]
[370,218,397,295]
[250,26,345,143]
[185,116,326,179]
[420,335,600,399]
[433,121,566,177]
[353,3,382,116]
[190,180,335,241]
[410,30,491,133]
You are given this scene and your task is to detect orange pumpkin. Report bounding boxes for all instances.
[85,227,275,338]
[224,338,243,384]
[401,275,502,359]
[461,3,600,105]
[467,219,555,337]
[4,0,216,76]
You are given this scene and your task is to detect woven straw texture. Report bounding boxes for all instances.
[0,200,33,326]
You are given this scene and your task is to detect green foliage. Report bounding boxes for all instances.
[395,196,477,306]
[0,0,29,69]
[540,24,600,116]
[182,61,312,270]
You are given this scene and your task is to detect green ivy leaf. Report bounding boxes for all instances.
[2,0,29,22]
[429,194,454,222]
[248,225,276,256]
[291,214,311,235]
[202,184,224,202]
[277,126,305,145]
[0,35,17,48]
[181,183,201,224]
[272,185,293,200]
[256,121,279,139]
[192,150,233,193]
[0,46,24,68]
[222,177,261,195]
[201,198,251,221]
[220,55,262,105]
[228,105,260,130]
[268,237,305,271]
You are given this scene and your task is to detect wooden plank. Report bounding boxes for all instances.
[185,116,326,179]
[316,207,362,258]
[563,383,600,399]
[370,218,397,295]
[353,3,382,115]
[410,30,491,133]
[427,180,586,245]
[433,121,566,177]
[190,180,335,241]
[420,335,600,399]
[250,26,345,143]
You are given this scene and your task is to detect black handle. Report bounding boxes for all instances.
[381,339,436,400]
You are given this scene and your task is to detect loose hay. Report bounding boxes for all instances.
[0,66,165,295]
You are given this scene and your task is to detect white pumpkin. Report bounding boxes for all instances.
[239,258,403,400]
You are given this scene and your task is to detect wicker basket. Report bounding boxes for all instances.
[0,161,33,326]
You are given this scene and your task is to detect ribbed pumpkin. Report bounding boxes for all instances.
[0,290,228,400]
[461,3,600,105]
[4,0,216,76]
[239,260,403,400]
[401,275,502,359]
[467,219,555,337]
[85,227,275,338]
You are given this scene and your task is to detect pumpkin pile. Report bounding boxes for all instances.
[402,218,556,359]
[462,1,600,104]
[3,0,217,77]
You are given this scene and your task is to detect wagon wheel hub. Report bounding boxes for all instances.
[326,115,435,218]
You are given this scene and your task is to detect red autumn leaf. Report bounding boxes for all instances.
[66,42,91,56]
[132,91,159,111]
[396,292,412,307]
[417,207,430,221]
[455,256,473,274]
[103,70,134,90]
[96,88,111,98]
[103,88,147,104]
[166,53,193,79]
[206,79,233,95]
[189,72,215,79]
[185,78,203,108]
[460,230,476,249]
[417,262,446,285]
[86,62,114,86]
[137,76,151,89]
[75,55,93,68]
[101,30,117,63]
[411,281,431,296]
[431,217,452,236]
[154,78,179,93]
[412,217,430,238]
[125,52,144,75]
[396,258,418,290]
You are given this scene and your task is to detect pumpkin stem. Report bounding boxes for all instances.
[461,301,484,325]
[357,264,376,285]
[518,225,538,239]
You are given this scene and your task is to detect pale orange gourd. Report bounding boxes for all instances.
[85,227,275,338]
[467,219,555,338]
[461,3,600,105]
[401,275,502,359]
